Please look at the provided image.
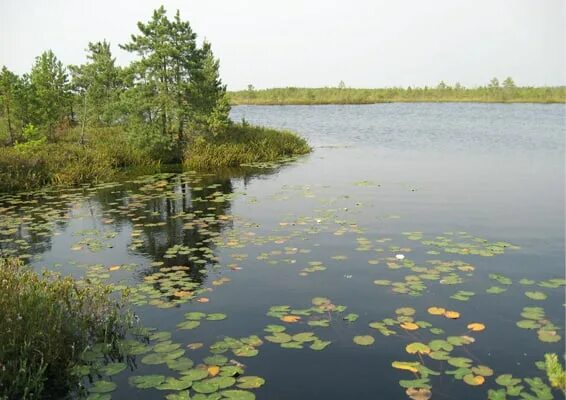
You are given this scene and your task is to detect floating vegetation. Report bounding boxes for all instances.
[517,307,562,343]
[0,170,563,400]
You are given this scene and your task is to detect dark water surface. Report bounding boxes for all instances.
[1,103,564,399]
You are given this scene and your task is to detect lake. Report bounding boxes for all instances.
[1,103,564,399]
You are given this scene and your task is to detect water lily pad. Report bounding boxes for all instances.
[237,376,265,389]
[343,313,359,322]
[264,324,286,333]
[353,335,374,346]
[392,361,420,373]
[185,312,207,320]
[292,332,316,342]
[181,368,209,381]
[280,341,303,349]
[177,320,201,330]
[309,340,331,350]
[406,343,430,355]
[157,376,194,390]
[265,333,292,344]
[208,376,236,389]
[448,357,473,368]
[233,346,259,357]
[220,390,256,400]
[193,380,220,394]
[100,362,127,376]
[129,375,167,389]
[463,374,485,386]
[204,355,228,366]
[89,381,117,394]
[207,313,228,321]
[167,357,195,371]
[525,291,547,301]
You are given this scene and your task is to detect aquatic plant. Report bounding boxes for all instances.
[544,353,565,392]
[0,257,134,399]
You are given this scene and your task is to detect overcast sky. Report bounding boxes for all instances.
[1,0,564,89]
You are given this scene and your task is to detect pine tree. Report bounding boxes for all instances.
[30,50,70,140]
[0,66,19,144]
[190,41,230,135]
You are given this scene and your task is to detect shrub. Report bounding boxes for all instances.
[183,123,311,169]
[0,258,133,400]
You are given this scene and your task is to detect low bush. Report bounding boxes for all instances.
[183,123,311,169]
[0,258,133,400]
[0,127,158,192]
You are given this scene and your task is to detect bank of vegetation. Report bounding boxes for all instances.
[0,257,135,400]
[230,80,566,105]
[0,7,309,193]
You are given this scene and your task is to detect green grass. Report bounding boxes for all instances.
[183,123,311,169]
[229,86,566,105]
[0,127,158,192]
[0,258,133,400]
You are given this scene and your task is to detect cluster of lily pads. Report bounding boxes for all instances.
[1,171,565,400]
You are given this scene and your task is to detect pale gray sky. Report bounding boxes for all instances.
[1,0,564,89]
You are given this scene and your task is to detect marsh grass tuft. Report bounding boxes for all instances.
[0,127,158,192]
[0,258,134,400]
[183,123,311,169]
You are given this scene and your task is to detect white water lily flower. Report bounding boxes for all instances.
[395,254,405,260]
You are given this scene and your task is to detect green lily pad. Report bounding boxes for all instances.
[220,390,256,400]
[353,335,374,346]
[265,333,292,343]
[181,368,209,381]
[220,366,244,377]
[233,346,259,357]
[237,376,265,389]
[207,313,227,321]
[208,376,236,389]
[185,312,207,320]
[343,313,359,322]
[167,357,195,371]
[525,291,547,300]
[280,341,303,349]
[516,320,541,329]
[292,332,316,342]
[204,355,228,365]
[100,362,127,376]
[157,376,193,391]
[264,324,286,333]
[406,342,430,354]
[193,380,220,394]
[310,340,331,351]
[89,381,117,394]
[129,375,167,389]
[177,320,201,330]
[154,341,181,353]
[448,357,473,368]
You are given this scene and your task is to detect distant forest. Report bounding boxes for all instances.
[230,79,565,105]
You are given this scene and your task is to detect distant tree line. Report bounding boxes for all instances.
[233,78,565,105]
[0,6,229,155]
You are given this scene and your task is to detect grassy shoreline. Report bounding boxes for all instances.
[229,87,566,105]
[0,123,311,193]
